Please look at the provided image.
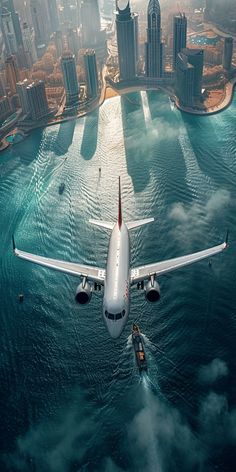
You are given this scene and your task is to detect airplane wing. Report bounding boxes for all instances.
[130,240,228,284]
[13,238,106,284]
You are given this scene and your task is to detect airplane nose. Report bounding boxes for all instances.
[106,320,124,339]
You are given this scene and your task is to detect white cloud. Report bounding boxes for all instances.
[198,358,229,384]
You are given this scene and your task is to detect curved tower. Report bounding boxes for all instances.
[145,0,163,78]
[115,1,138,81]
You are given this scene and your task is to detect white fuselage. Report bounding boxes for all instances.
[103,222,130,338]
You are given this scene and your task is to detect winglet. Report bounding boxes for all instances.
[225,229,229,248]
[118,177,122,229]
[12,234,16,252]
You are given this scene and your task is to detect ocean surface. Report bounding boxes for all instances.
[0,91,236,472]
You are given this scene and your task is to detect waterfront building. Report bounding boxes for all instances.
[47,0,60,34]
[80,0,101,47]
[180,48,204,98]
[145,0,163,78]
[16,79,30,115]
[5,55,19,95]
[83,49,99,98]
[0,96,11,121]
[223,37,233,70]
[61,52,79,106]
[116,1,138,81]
[26,81,49,121]
[1,7,17,56]
[176,52,194,107]
[173,13,187,70]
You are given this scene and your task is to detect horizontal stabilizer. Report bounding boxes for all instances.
[89,219,114,230]
[126,218,154,231]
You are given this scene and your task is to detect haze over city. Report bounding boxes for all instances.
[0,1,236,472]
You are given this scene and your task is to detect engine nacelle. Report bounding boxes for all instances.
[75,279,92,304]
[145,278,160,303]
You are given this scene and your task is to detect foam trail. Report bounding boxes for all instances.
[139,373,163,472]
[141,91,152,127]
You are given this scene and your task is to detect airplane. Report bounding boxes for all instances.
[12,178,228,339]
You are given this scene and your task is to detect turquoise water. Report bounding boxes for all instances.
[189,34,220,45]
[6,133,24,144]
[0,91,236,471]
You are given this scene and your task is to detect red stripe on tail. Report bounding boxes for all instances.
[118,177,122,229]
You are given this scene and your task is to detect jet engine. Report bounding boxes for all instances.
[145,277,160,303]
[75,278,92,304]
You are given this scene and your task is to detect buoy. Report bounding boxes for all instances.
[18,293,24,302]
[99,167,101,174]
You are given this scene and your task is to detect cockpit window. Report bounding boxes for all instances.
[105,311,123,321]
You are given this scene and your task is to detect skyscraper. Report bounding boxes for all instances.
[26,81,49,121]
[176,52,194,107]
[223,37,233,70]
[55,30,64,58]
[5,55,19,94]
[181,48,204,98]
[1,7,17,56]
[61,53,79,106]
[30,0,49,54]
[16,79,30,114]
[66,28,79,58]
[83,49,99,98]
[2,0,23,46]
[22,22,37,68]
[145,0,163,78]
[173,13,187,70]
[47,0,60,34]
[116,1,138,81]
[80,0,101,47]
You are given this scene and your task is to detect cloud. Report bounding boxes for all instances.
[128,388,203,472]
[168,189,231,246]
[5,388,98,472]
[198,391,236,449]
[206,189,231,218]
[198,358,229,385]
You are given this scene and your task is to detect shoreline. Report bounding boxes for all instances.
[1,75,236,152]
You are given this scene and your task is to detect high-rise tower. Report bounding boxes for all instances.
[115,1,138,81]
[5,55,19,94]
[173,13,187,70]
[26,81,49,121]
[2,0,23,46]
[83,49,99,98]
[145,0,163,78]
[61,52,79,106]
[223,37,233,70]
[47,0,60,34]
[1,7,17,56]
[80,0,101,47]
[30,0,49,55]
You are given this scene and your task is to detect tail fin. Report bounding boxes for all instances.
[118,176,122,228]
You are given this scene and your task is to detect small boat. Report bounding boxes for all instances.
[59,183,65,194]
[132,324,147,372]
